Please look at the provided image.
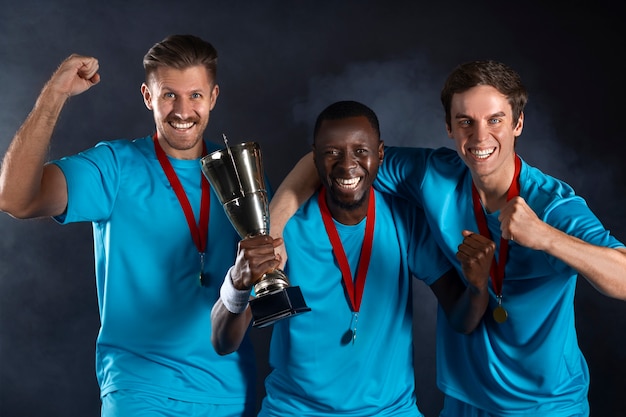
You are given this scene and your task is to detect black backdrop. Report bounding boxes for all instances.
[1,1,624,416]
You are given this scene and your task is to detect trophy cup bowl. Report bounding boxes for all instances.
[200,141,311,327]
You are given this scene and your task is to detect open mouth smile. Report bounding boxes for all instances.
[335,177,361,190]
[169,121,195,130]
[470,147,496,159]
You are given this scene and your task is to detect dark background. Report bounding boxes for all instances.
[1,1,624,416]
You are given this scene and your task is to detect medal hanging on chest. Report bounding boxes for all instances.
[471,155,521,324]
[318,186,375,345]
[154,133,211,286]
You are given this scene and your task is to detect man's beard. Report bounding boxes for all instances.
[329,192,367,212]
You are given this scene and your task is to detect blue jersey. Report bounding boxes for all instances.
[375,146,625,416]
[52,136,256,407]
[260,188,451,417]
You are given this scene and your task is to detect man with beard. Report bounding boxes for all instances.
[211,100,491,416]
[0,35,257,416]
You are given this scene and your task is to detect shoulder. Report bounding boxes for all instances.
[428,147,466,174]
[89,135,153,158]
[53,136,151,170]
[520,159,578,207]
[519,158,600,231]
[375,189,425,226]
[383,146,464,173]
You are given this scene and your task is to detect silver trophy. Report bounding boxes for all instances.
[200,138,310,327]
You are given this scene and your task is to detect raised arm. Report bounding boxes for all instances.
[268,151,320,267]
[0,54,100,219]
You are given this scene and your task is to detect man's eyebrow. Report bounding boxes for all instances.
[454,111,507,119]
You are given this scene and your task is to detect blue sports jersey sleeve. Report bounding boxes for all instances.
[375,146,432,207]
[53,141,122,224]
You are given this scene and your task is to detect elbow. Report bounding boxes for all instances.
[0,197,30,219]
[445,307,486,335]
[0,200,42,220]
[0,187,41,219]
[456,322,480,335]
[213,345,234,357]
[446,316,475,335]
[0,190,14,217]
[211,332,239,356]
[1,210,34,220]
[210,309,243,356]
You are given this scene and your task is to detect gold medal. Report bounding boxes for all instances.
[492,294,508,323]
[493,305,508,323]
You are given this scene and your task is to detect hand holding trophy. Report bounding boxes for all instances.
[200,136,311,327]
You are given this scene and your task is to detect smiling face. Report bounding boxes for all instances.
[447,84,523,191]
[141,65,219,159]
[313,115,383,225]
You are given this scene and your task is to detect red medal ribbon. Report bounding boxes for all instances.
[318,186,375,313]
[471,155,521,297]
[153,133,210,254]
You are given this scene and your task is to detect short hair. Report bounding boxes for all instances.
[313,100,380,141]
[143,34,218,83]
[440,60,528,128]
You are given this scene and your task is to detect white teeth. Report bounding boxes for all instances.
[336,177,360,189]
[470,148,495,159]
[170,121,194,129]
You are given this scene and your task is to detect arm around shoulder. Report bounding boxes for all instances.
[269,151,320,266]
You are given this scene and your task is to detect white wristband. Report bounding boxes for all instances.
[220,267,251,314]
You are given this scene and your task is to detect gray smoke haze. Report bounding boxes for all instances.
[292,56,445,149]
[1,1,624,416]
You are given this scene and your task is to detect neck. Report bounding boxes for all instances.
[472,157,517,213]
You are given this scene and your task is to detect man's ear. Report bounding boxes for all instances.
[141,83,153,110]
[209,84,219,111]
[513,112,524,136]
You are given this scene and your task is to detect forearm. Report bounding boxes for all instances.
[210,300,253,355]
[210,265,257,354]
[542,229,626,299]
[446,284,489,334]
[269,152,319,232]
[0,85,68,216]
[431,268,489,334]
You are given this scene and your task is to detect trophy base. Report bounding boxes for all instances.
[250,286,311,328]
